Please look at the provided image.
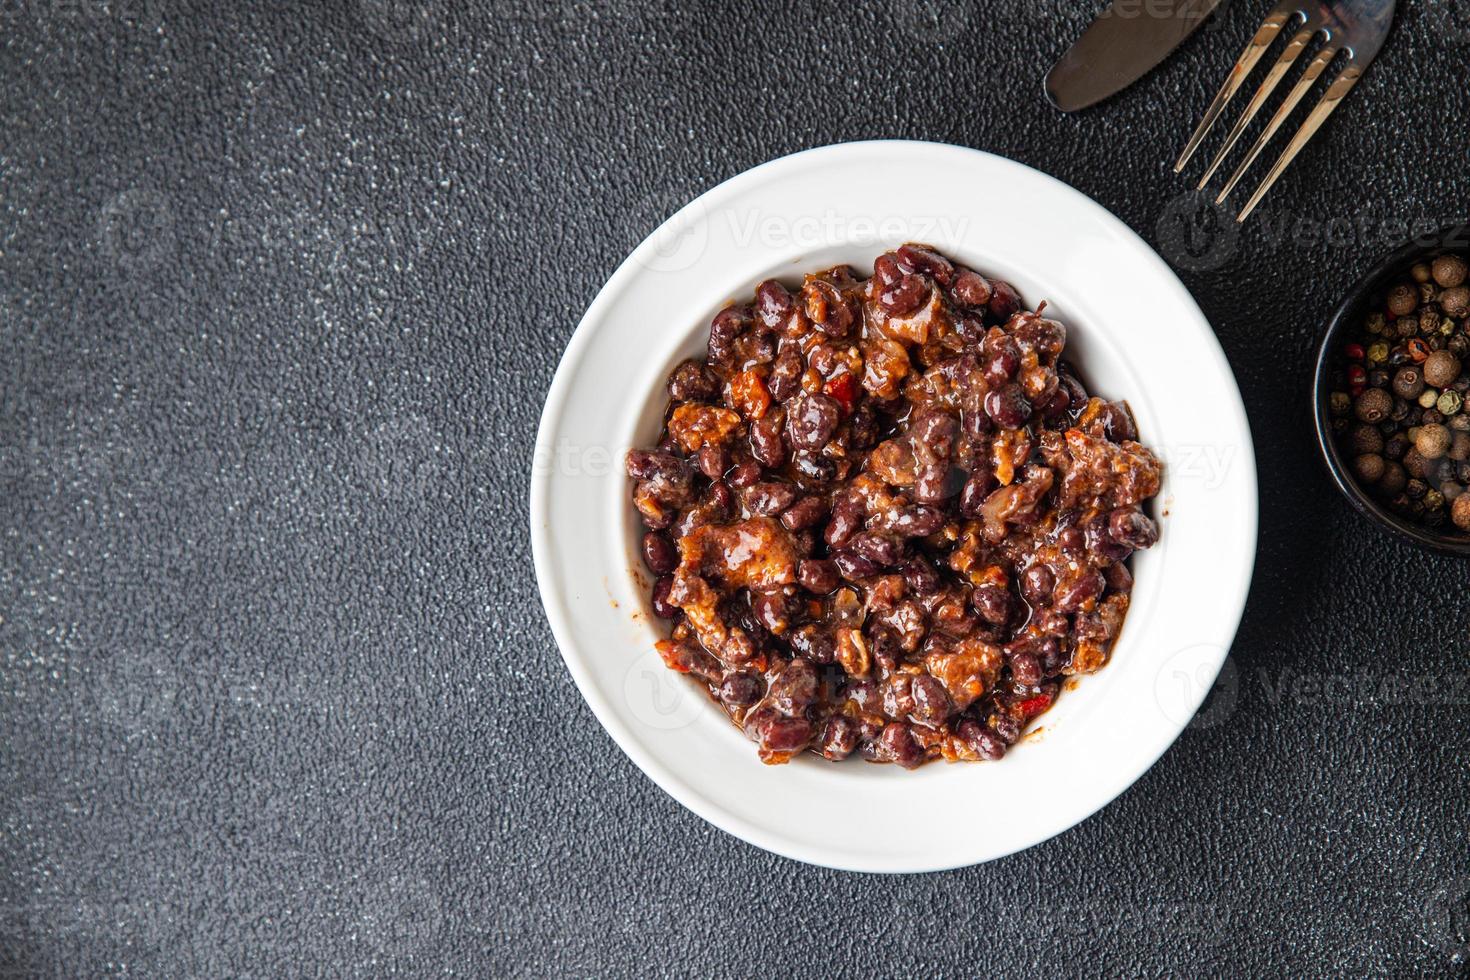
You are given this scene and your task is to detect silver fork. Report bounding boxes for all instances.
[1174,0,1395,222]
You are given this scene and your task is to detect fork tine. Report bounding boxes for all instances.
[1216,44,1340,204]
[1196,25,1316,189]
[1174,7,1297,173]
[1237,64,1365,222]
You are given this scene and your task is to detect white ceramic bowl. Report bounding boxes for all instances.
[530,141,1257,873]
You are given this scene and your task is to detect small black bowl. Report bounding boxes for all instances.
[1313,222,1470,557]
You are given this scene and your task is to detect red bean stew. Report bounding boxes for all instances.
[626,245,1163,768]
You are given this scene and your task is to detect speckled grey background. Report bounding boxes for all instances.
[2,0,1468,976]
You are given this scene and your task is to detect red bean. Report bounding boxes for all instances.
[889,505,945,537]
[706,480,733,514]
[895,244,954,286]
[912,412,958,462]
[726,460,761,488]
[817,715,859,760]
[873,253,903,287]
[912,462,958,504]
[786,392,841,450]
[1104,562,1133,593]
[750,411,786,468]
[876,721,925,768]
[696,444,727,480]
[1056,370,1086,407]
[959,469,997,518]
[719,671,764,706]
[984,384,1032,429]
[781,496,828,531]
[642,531,679,574]
[910,675,952,725]
[992,713,1023,744]
[880,274,928,315]
[1010,651,1043,686]
[849,531,902,566]
[901,558,941,595]
[952,268,993,308]
[1109,507,1158,550]
[755,278,794,327]
[759,716,813,755]
[651,576,678,619]
[971,584,1011,626]
[988,280,1021,322]
[791,451,837,484]
[1020,564,1054,606]
[769,658,818,715]
[958,719,1007,760]
[1054,569,1104,613]
[708,306,748,362]
[798,559,840,594]
[667,359,717,402]
[983,333,1021,384]
[788,624,836,664]
[768,348,803,401]
[751,590,795,634]
[832,550,880,579]
[804,280,854,338]
[1100,400,1137,442]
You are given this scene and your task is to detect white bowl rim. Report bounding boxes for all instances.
[530,139,1258,873]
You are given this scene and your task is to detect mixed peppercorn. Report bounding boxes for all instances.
[1329,253,1470,533]
[626,245,1163,768]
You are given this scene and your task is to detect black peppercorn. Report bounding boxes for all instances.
[1406,478,1428,500]
[1388,283,1419,317]
[1433,254,1469,289]
[1353,454,1385,484]
[1379,461,1408,496]
[1354,387,1393,423]
[1392,366,1425,399]
[1368,368,1390,388]
[1385,433,1409,460]
[1349,425,1383,455]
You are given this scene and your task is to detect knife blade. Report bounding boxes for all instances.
[1046,0,1225,112]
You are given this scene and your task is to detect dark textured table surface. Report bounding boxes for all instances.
[3,0,1469,976]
